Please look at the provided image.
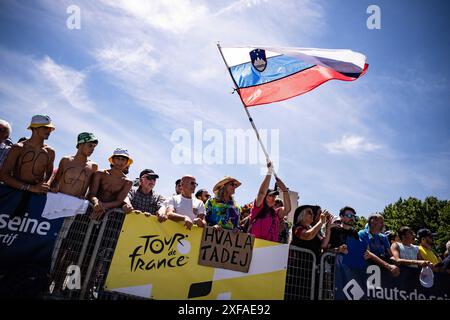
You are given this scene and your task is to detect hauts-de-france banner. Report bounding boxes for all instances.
[335,254,450,300]
[104,212,290,299]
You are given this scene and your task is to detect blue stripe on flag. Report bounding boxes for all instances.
[230,54,315,88]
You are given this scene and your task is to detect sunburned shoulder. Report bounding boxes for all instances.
[95,170,108,178]
[43,145,55,153]
[10,143,26,151]
[86,159,98,166]
[90,162,99,171]
[60,156,74,163]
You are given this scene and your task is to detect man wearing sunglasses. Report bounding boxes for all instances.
[122,169,167,222]
[327,206,359,254]
[165,175,206,230]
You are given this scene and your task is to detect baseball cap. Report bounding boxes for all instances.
[266,189,279,196]
[417,228,437,240]
[139,169,159,179]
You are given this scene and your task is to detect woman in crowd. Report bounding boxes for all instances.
[205,176,241,231]
[248,162,291,242]
[291,205,332,262]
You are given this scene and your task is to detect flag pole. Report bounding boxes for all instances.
[216,42,279,179]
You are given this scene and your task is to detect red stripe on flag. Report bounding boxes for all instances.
[238,63,368,107]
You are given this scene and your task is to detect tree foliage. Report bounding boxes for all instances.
[381,196,450,255]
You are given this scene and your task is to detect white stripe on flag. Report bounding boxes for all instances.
[221,46,367,70]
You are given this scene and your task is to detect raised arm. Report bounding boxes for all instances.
[255,162,272,208]
[296,213,326,241]
[275,177,291,218]
[321,212,333,249]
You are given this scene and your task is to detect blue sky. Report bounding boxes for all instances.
[0,0,449,218]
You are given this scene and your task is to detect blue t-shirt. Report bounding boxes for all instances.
[358,229,391,259]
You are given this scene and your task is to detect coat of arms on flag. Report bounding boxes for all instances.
[250,49,267,72]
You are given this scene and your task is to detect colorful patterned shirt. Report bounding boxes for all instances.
[205,197,241,230]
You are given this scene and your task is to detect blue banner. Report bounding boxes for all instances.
[0,184,64,273]
[335,254,450,300]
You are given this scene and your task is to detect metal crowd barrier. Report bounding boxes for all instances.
[47,209,337,300]
[48,208,144,300]
[318,252,336,300]
[284,246,317,300]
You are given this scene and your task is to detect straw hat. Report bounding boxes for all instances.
[213,176,241,195]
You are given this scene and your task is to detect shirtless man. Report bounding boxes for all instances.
[0,115,55,193]
[49,132,98,198]
[88,148,133,220]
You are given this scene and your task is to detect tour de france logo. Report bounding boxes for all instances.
[128,233,191,272]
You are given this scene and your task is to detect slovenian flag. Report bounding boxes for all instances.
[220,46,368,107]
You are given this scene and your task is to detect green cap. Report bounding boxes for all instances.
[77,132,98,147]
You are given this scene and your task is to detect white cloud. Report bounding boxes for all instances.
[37,56,96,113]
[324,134,382,154]
[99,0,209,34]
[94,43,160,82]
[214,0,270,15]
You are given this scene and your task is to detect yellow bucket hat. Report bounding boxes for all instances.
[27,115,55,131]
[108,148,133,167]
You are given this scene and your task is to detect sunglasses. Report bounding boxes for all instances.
[343,213,357,219]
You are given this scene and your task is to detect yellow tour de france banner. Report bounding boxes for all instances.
[104,212,289,300]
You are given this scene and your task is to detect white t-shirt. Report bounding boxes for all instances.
[166,194,205,220]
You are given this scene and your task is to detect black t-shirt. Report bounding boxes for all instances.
[291,225,322,262]
[329,226,359,249]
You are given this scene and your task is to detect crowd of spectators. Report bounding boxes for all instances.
[1,115,449,279]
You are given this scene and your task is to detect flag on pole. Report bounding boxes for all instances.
[220,46,368,107]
